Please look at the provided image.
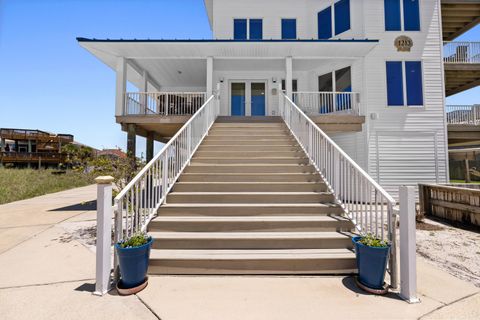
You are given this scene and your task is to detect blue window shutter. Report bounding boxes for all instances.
[334,0,350,35]
[384,0,401,31]
[403,0,420,31]
[386,61,404,106]
[318,7,332,39]
[282,19,297,40]
[234,19,247,40]
[405,61,423,105]
[249,19,263,40]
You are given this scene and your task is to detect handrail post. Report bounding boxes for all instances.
[399,186,420,303]
[389,201,399,291]
[93,176,115,296]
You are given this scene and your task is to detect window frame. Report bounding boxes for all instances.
[334,0,351,36]
[384,0,421,32]
[233,18,248,40]
[233,18,264,40]
[385,60,425,108]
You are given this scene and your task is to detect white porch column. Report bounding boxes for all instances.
[206,57,214,97]
[285,57,293,99]
[115,57,127,116]
[141,70,149,114]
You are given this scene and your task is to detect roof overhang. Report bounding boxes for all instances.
[77,38,379,89]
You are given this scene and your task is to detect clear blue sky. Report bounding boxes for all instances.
[0,0,478,156]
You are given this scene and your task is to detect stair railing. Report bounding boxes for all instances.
[280,93,398,287]
[113,94,218,244]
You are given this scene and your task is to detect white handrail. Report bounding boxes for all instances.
[292,92,360,116]
[113,95,218,244]
[125,92,207,116]
[446,105,480,125]
[280,93,398,286]
[444,42,480,64]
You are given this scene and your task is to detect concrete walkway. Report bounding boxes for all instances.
[0,185,479,320]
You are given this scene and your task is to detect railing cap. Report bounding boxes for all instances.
[95,176,115,184]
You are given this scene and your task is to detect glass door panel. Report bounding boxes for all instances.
[231,82,246,116]
[250,82,266,116]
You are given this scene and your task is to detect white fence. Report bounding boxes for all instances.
[113,95,218,245]
[125,92,207,116]
[446,105,480,125]
[444,42,480,64]
[292,92,360,116]
[280,93,398,286]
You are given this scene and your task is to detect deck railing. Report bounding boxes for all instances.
[444,41,480,64]
[124,92,207,116]
[113,94,218,248]
[280,93,397,286]
[292,92,361,116]
[446,105,480,125]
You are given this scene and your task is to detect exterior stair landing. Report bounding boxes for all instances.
[148,120,357,275]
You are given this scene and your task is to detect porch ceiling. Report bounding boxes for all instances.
[77,39,378,89]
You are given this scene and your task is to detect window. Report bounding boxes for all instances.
[384,0,420,31]
[282,19,297,39]
[386,61,423,107]
[334,0,350,35]
[234,19,247,40]
[318,0,350,39]
[318,7,332,39]
[318,67,352,113]
[249,19,263,40]
[234,19,263,40]
[281,79,298,92]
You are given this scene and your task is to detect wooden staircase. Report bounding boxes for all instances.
[148,118,357,275]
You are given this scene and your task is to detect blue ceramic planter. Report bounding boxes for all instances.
[352,236,390,290]
[115,238,153,288]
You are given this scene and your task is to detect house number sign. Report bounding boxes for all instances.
[395,36,413,52]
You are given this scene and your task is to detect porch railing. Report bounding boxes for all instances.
[280,93,397,286]
[292,92,361,116]
[124,92,207,116]
[444,42,480,64]
[446,105,480,125]
[113,94,218,246]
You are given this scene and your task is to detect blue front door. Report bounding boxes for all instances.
[231,82,246,116]
[251,82,266,116]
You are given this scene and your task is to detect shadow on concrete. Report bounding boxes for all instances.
[49,200,97,212]
[74,283,95,293]
[341,276,403,301]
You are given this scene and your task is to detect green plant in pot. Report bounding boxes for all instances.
[352,234,391,291]
[115,232,153,293]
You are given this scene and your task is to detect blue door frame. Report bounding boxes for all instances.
[230,81,266,116]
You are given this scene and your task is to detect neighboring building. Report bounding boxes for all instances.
[0,128,74,168]
[78,0,464,196]
[96,148,128,160]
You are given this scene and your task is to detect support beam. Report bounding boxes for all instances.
[141,70,149,114]
[115,57,127,116]
[127,124,136,161]
[146,132,154,162]
[285,57,293,99]
[206,57,214,97]
[465,158,471,183]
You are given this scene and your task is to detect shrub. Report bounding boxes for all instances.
[358,234,389,248]
[118,233,151,249]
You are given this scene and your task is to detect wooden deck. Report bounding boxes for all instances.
[0,152,66,164]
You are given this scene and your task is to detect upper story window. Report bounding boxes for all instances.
[234,19,263,40]
[384,0,420,31]
[281,19,297,40]
[386,61,423,107]
[318,0,351,39]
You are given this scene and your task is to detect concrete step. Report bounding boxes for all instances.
[208,130,290,136]
[179,173,322,182]
[212,123,286,128]
[184,164,316,174]
[150,231,353,250]
[190,157,310,165]
[194,151,305,158]
[172,182,327,192]
[148,248,357,275]
[202,139,297,146]
[157,203,343,216]
[197,145,301,152]
[166,192,335,204]
[149,215,353,232]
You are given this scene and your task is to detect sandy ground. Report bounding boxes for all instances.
[417,218,480,287]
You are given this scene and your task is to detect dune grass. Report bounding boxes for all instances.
[0,168,95,205]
